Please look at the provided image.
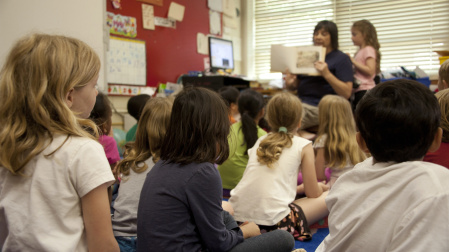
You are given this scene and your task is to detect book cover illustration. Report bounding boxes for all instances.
[271,45,326,76]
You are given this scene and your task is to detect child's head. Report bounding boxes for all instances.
[118,97,173,176]
[127,94,151,121]
[355,79,441,162]
[160,87,230,165]
[438,60,449,90]
[352,19,381,74]
[318,95,365,168]
[90,92,113,136]
[435,89,449,143]
[238,89,265,153]
[0,33,100,174]
[314,20,339,50]
[257,92,302,168]
[218,86,240,115]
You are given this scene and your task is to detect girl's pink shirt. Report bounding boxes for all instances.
[99,135,121,165]
[353,46,376,92]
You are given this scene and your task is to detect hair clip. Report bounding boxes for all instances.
[278,127,287,133]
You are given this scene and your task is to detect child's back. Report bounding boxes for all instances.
[317,79,449,251]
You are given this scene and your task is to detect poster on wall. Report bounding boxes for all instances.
[209,10,221,35]
[106,12,137,38]
[107,37,146,85]
[142,4,155,30]
[137,0,163,7]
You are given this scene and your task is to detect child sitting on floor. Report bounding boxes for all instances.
[316,79,449,251]
[219,86,241,124]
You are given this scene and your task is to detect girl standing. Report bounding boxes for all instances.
[0,34,118,251]
[137,87,294,252]
[230,92,329,241]
[218,89,267,197]
[112,97,172,251]
[314,95,367,187]
[349,19,381,109]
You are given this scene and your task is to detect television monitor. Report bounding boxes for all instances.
[209,37,234,73]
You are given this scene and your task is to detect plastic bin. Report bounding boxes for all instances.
[380,77,430,88]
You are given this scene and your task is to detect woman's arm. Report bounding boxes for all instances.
[82,183,119,252]
[300,143,323,198]
[314,61,352,99]
[314,148,327,181]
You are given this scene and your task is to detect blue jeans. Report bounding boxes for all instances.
[116,236,137,252]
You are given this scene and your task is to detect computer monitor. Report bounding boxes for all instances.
[209,37,234,73]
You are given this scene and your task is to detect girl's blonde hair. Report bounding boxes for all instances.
[117,97,173,176]
[436,89,449,143]
[0,33,100,175]
[317,95,366,169]
[352,19,381,74]
[257,92,302,168]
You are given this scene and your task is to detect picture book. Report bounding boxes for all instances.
[270,44,326,75]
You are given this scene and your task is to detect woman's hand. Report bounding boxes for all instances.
[314,61,330,75]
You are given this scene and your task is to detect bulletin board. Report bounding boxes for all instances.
[107,36,147,85]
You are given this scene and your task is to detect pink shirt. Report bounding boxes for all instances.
[354,46,376,92]
[99,135,121,165]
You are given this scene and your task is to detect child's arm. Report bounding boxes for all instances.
[239,221,261,239]
[315,148,327,181]
[82,183,119,252]
[301,143,324,198]
[351,56,376,76]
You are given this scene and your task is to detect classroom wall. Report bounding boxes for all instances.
[106,0,242,87]
[0,0,107,90]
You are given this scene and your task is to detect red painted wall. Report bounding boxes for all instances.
[106,0,212,87]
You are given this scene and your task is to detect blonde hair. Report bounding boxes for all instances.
[436,89,449,142]
[439,60,449,85]
[0,34,100,175]
[316,95,366,169]
[352,19,381,74]
[117,97,173,176]
[257,92,302,168]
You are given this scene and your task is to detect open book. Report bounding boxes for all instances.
[270,44,326,76]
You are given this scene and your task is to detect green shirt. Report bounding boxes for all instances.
[218,121,267,190]
[125,123,138,143]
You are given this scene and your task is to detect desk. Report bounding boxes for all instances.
[181,76,250,91]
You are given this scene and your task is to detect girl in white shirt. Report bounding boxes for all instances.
[314,95,367,188]
[0,34,118,251]
[230,92,329,241]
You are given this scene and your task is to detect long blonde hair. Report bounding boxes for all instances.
[117,97,173,176]
[436,89,449,143]
[257,92,302,168]
[0,34,100,175]
[352,19,381,74]
[316,95,366,169]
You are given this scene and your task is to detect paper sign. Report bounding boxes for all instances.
[106,12,137,38]
[154,17,176,28]
[137,0,163,7]
[168,2,185,22]
[197,33,208,55]
[108,85,156,96]
[142,4,155,30]
[223,0,236,17]
[209,10,221,35]
[208,0,223,12]
[223,15,237,28]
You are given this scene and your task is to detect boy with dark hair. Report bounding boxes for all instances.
[125,94,151,143]
[316,79,449,251]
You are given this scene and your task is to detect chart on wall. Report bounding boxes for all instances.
[107,37,146,86]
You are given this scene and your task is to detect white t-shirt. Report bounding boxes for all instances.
[313,134,354,187]
[0,134,115,251]
[112,157,155,237]
[229,134,311,225]
[316,157,449,252]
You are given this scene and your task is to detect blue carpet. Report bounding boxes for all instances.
[294,228,329,251]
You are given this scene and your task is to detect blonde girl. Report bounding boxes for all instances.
[0,34,118,251]
[112,97,172,251]
[349,19,381,109]
[314,95,367,187]
[230,92,329,241]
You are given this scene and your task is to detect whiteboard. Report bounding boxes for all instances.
[107,37,146,85]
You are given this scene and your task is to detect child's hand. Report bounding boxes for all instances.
[239,221,261,239]
[318,181,329,192]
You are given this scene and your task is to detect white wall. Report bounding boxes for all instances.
[0,0,107,90]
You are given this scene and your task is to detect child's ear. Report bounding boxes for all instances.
[428,127,443,152]
[65,88,75,108]
[230,103,238,113]
[356,132,370,154]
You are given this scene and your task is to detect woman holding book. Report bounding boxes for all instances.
[285,20,353,131]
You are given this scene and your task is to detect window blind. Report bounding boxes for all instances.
[251,0,449,80]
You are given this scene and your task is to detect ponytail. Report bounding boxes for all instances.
[257,131,293,168]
